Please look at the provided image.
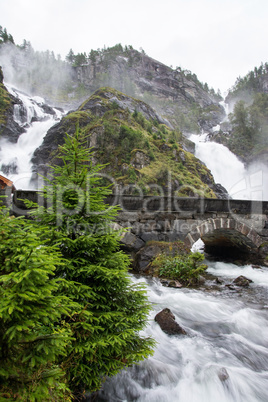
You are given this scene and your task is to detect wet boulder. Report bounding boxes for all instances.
[160,279,183,288]
[154,308,187,335]
[218,367,229,382]
[233,275,253,287]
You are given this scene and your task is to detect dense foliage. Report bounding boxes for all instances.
[227,93,268,159]
[0,127,155,400]
[34,127,155,396]
[228,62,268,101]
[151,250,207,286]
[0,209,73,400]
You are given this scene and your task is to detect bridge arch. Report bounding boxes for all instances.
[185,218,263,258]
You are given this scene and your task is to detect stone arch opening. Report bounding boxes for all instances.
[185,218,263,261]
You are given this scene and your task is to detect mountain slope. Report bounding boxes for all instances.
[0,40,225,134]
[32,87,227,198]
[71,45,224,133]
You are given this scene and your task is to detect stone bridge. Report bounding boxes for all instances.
[5,189,268,260]
[104,195,268,260]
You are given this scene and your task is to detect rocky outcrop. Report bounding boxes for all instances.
[218,367,229,382]
[73,49,225,133]
[0,68,24,142]
[0,101,25,143]
[154,308,187,335]
[32,87,170,167]
[31,87,223,200]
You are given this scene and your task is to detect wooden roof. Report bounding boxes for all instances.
[0,174,14,188]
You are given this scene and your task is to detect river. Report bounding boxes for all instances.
[92,262,268,402]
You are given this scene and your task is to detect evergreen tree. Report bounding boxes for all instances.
[32,126,155,398]
[65,48,75,64]
[0,208,73,401]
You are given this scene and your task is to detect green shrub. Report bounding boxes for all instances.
[148,149,155,161]
[152,251,207,286]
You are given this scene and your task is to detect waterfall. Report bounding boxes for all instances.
[0,85,64,189]
[190,133,268,201]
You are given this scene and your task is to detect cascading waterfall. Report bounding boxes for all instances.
[190,133,268,201]
[0,85,64,189]
[190,133,247,198]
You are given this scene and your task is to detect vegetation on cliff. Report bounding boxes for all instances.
[218,62,268,161]
[226,62,268,105]
[0,66,11,127]
[217,92,268,161]
[33,87,218,198]
[0,26,223,132]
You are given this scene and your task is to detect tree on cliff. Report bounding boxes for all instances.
[31,126,155,398]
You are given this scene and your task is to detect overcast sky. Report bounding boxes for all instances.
[1,0,268,94]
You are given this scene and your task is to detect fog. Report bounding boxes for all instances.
[0,42,74,105]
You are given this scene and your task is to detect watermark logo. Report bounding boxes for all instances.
[9,168,268,238]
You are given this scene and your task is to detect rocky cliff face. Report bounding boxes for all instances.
[72,48,225,133]
[0,67,24,142]
[32,87,228,199]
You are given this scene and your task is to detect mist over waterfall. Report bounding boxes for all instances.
[0,85,64,189]
[190,133,268,201]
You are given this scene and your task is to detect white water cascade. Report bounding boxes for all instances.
[190,133,268,201]
[95,269,268,402]
[0,85,63,189]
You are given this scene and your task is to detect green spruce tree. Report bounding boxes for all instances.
[32,126,155,398]
[0,208,73,401]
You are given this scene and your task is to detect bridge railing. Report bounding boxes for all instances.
[9,190,268,216]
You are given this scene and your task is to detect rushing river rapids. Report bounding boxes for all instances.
[93,262,268,402]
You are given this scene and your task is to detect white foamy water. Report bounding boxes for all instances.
[190,133,268,201]
[96,272,268,402]
[0,85,63,189]
[207,261,268,287]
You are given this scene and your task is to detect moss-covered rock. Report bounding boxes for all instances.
[32,87,224,198]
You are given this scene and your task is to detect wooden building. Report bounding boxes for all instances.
[0,174,15,190]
